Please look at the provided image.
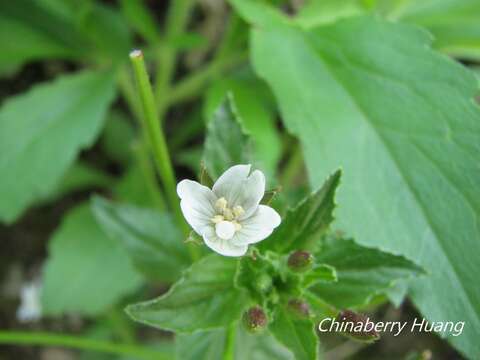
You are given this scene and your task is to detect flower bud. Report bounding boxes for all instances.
[242,306,267,333]
[287,250,313,272]
[255,273,272,293]
[336,310,380,343]
[288,298,310,318]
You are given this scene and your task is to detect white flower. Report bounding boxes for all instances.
[177,164,281,257]
[16,280,42,323]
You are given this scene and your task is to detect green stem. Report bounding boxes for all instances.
[0,331,168,360]
[129,51,183,223]
[118,67,166,210]
[129,50,199,260]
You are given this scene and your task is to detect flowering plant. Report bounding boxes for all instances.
[1,0,478,359]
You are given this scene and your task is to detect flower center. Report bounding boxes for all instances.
[211,197,244,239]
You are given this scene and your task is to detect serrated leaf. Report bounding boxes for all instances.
[42,204,143,315]
[203,94,253,179]
[126,254,248,332]
[269,305,318,360]
[262,170,340,253]
[308,238,424,309]
[204,73,282,179]
[302,264,337,287]
[238,5,480,356]
[0,70,116,223]
[91,196,190,282]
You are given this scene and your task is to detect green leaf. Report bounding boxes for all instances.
[392,0,480,61]
[0,70,116,223]
[243,8,480,356]
[126,254,248,332]
[0,0,88,70]
[114,163,162,208]
[175,328,227,360]
[42,204,143,315]
[100,110,136,166]
[77,2,132,61]
[269,305,318,360]
[120,0,159,44]
[262,170,340,253]
[295,0,366,28]
[234,327,294,360]
[302,264,337,287]
[91,196,190,282]
[203,94,253,179]
[204,73,282,179]
[40,161,115,203]
[308,237,424,308]
[175,325,294,360]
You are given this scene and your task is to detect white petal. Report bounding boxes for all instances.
[231,205,281,245]
[212,164,251,199]
[212,165,265,217]
[202,227,248,257]
[177,179,217,235]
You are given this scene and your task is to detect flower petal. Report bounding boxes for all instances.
[212,164,251,199]
[212,165,265,218]
[202,227,248,257]
[177,179,217,235]
[231,205,281,245]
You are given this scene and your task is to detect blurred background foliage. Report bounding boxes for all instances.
[0,0,479,359]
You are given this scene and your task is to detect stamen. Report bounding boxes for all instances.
[223,208,234,221]
[233,205,245,218]
[215,197,228,212]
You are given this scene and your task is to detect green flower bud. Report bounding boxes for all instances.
[255,273,272,293]
[287,298,310,318]
[242,306,267,333]
[287,250,313,272]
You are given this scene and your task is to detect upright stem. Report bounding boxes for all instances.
[129,50,186,235]
[0,331,168,360]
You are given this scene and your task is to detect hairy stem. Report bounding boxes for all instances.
[0,331,169,360]
[117,67,166,210]
[129,50,199,260]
